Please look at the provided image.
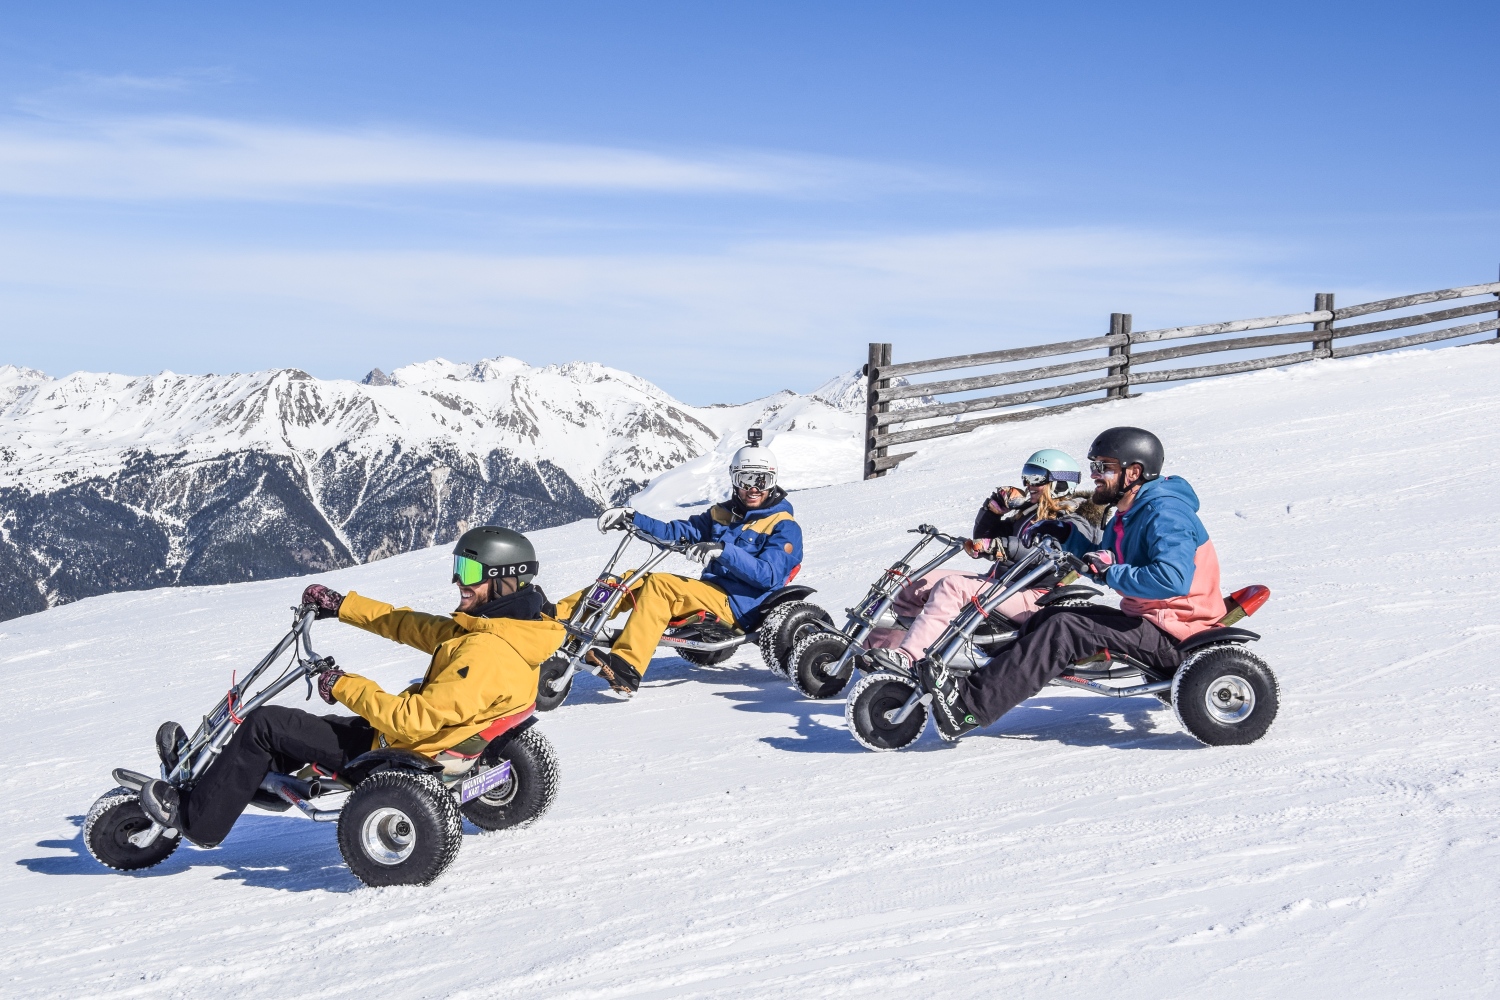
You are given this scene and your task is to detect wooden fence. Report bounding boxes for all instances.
[862,272,1500,478]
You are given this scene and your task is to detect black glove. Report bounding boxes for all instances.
[301,584,344,619]
[1019,519,1071,545]
[317,668,346,705]
[685,542,724,564]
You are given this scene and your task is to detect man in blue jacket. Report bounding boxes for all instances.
[923,427,1225,740]
[555,441,803,695]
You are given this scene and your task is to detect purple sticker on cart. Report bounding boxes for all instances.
[458,760,514,803]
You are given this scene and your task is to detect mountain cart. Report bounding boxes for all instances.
[846,535,1278,751]
[784,524,1102,700]
[84,604,559,887]
[536,521,829,710]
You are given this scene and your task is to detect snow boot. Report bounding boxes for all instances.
[156,721,187,771]
[919,659,980,742]
[865,647,915,675]
[586,648,642,696]
[138,779,184,838]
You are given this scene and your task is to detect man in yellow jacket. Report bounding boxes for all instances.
[140,527,564,848]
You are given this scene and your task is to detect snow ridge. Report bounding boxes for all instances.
[0,356,873,620]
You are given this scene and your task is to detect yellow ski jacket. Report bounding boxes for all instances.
[329,591,565,756]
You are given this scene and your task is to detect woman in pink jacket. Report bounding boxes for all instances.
[864,449,1107,671]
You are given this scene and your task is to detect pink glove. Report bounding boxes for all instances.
[964,537,998,559]
[986,487,1026,515]
[317,668,346,705]
[1083,550,1116,577]
[301,584,344,619]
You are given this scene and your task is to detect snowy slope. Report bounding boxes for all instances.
[2,344,1498,998]
[631,368,932,513]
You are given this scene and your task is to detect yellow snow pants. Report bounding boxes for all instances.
[555,572,735,676]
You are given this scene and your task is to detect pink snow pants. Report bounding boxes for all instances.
[866,568,1043,659]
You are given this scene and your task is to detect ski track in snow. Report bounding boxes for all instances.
[3,345,1499,998]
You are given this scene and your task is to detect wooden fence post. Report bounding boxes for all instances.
[1313,292,1334,357]
[1106,313,1132,398]
[863,342,893,480]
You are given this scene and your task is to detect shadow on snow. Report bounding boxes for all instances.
[20,810,511,892]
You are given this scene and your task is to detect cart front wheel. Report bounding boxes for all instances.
[846,673,928,751]
[535,655,573,712]
[84,787,181,871]
[789,633,853,699]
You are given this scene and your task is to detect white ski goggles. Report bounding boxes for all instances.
[732,469,776,491]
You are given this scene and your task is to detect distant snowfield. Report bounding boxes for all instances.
[2,345,1498,998]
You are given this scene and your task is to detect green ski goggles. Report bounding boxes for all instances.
[452,554,537,586]
[453,555,489,586]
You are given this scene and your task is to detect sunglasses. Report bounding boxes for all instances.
[1088,459,1121,476]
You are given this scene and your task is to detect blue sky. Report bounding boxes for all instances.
[0,2,1494,403]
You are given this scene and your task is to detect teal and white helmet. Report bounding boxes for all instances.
[1021,449,1082,493]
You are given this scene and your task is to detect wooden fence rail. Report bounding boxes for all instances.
[863,270,1500,479]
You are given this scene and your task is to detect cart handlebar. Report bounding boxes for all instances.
[909,523,964,547]
[621,521,694,555]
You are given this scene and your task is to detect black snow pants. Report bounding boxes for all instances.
[181,705,375,847]
[957,605,1182,728]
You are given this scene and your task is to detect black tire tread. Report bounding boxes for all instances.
[756,604,797,674]
[84,787,181,871]
[678,646,735,666]
[535,656,573,712]
[760,602,834,676]
[337,771,463,887]
[845,672,928,752]
[1171,645,1280,746]
[460,727,561,832]
[789,632,853,699]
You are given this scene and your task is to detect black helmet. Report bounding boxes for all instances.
[451,526,539,587]
[1088,427,1164,481]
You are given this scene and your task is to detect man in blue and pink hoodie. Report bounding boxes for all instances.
[923,426,1225,740]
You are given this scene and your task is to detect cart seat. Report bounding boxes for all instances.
[1177,626,1260,656]
[434,705,537,775]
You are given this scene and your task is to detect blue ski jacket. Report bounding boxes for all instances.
[1062,475,1226,639]
[631,494,803,622]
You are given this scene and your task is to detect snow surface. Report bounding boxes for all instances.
[631,368,935,513]
[3,344,1499,998]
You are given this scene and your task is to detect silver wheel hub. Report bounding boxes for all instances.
[479,769,518,806]
[361,806,417,865]
[1204,674,1255,724]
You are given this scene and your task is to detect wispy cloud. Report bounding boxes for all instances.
[0,226,1311,398]
[70,71,232,93]
[0,115,949,200]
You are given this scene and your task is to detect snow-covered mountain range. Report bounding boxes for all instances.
[0,358,874,621]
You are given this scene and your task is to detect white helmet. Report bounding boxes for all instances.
[729,441,778,491]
